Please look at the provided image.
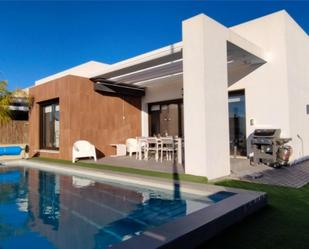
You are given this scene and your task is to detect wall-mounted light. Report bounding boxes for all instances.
[250,118,255,126]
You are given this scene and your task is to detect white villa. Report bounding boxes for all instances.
[30,10,309,180]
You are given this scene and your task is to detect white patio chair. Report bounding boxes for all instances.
[126,138,138,157]
[136,137,147,160]
[144,137,160,162]
[160,137,175,162]
[72,140,97,163]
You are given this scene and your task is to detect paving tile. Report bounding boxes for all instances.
[230,158,309,188]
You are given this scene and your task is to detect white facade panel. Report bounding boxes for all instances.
[284,13,309,160]
[229,11,291,154]
[182,14,230,179]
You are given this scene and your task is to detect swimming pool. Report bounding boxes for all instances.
[0,165,239,249]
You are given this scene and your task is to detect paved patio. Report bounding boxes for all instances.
[85,155,309,188]
[86,155,185,174]
[230,158,309,188]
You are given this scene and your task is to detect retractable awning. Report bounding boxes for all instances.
[92,79,145,97]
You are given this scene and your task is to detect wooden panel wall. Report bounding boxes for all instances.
[0,120,29,144]
[29,75,141,160]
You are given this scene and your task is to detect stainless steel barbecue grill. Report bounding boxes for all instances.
[251,129,292,168]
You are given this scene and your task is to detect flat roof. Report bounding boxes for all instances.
[35,61,109,86]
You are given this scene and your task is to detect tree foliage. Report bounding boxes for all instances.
[0,81,11,125]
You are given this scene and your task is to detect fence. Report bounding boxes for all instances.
[0,121,29,144]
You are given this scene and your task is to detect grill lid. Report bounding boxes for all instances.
[253,129,281,137]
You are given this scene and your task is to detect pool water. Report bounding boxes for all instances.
[0,166,235,249]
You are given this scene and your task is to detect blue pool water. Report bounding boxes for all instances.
[0,166,235,249]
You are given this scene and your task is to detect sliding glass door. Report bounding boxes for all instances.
[149,100,183,137]
[40,100,60,150]
[228,90,246,156]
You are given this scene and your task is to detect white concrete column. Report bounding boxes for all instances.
[182,14,230,179]
[141,97,149,137]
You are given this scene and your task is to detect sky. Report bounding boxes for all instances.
[0,1,308,90]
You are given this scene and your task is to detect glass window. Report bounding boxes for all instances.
[149,100,183,137]
[228,91,246,156]
[41,101,60,149]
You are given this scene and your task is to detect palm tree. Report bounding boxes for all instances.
[0,80,12,125]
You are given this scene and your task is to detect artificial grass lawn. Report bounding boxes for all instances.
[31,157,208,184]
[200,180,309,249]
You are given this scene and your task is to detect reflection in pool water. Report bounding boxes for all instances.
[0,167,234,249]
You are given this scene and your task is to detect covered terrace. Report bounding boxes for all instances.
[88,14,266,179]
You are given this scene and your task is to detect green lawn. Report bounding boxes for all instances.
[200,180,309,249]
[31,157,208,184]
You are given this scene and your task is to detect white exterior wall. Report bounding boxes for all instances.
[229,11,291,155]
[229,10,309,161]
[182,14,230,179]
[285,14,309,159]
[141,76,183,136]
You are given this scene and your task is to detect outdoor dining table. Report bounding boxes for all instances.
[137,137,182,164]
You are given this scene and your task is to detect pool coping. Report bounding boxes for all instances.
[113,191,266,249]
[4,159,259,195]
[3,159,267,248]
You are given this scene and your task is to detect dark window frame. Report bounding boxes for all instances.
[148,99,183,137]
[228,89,247,156]
[39,99,60,150]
